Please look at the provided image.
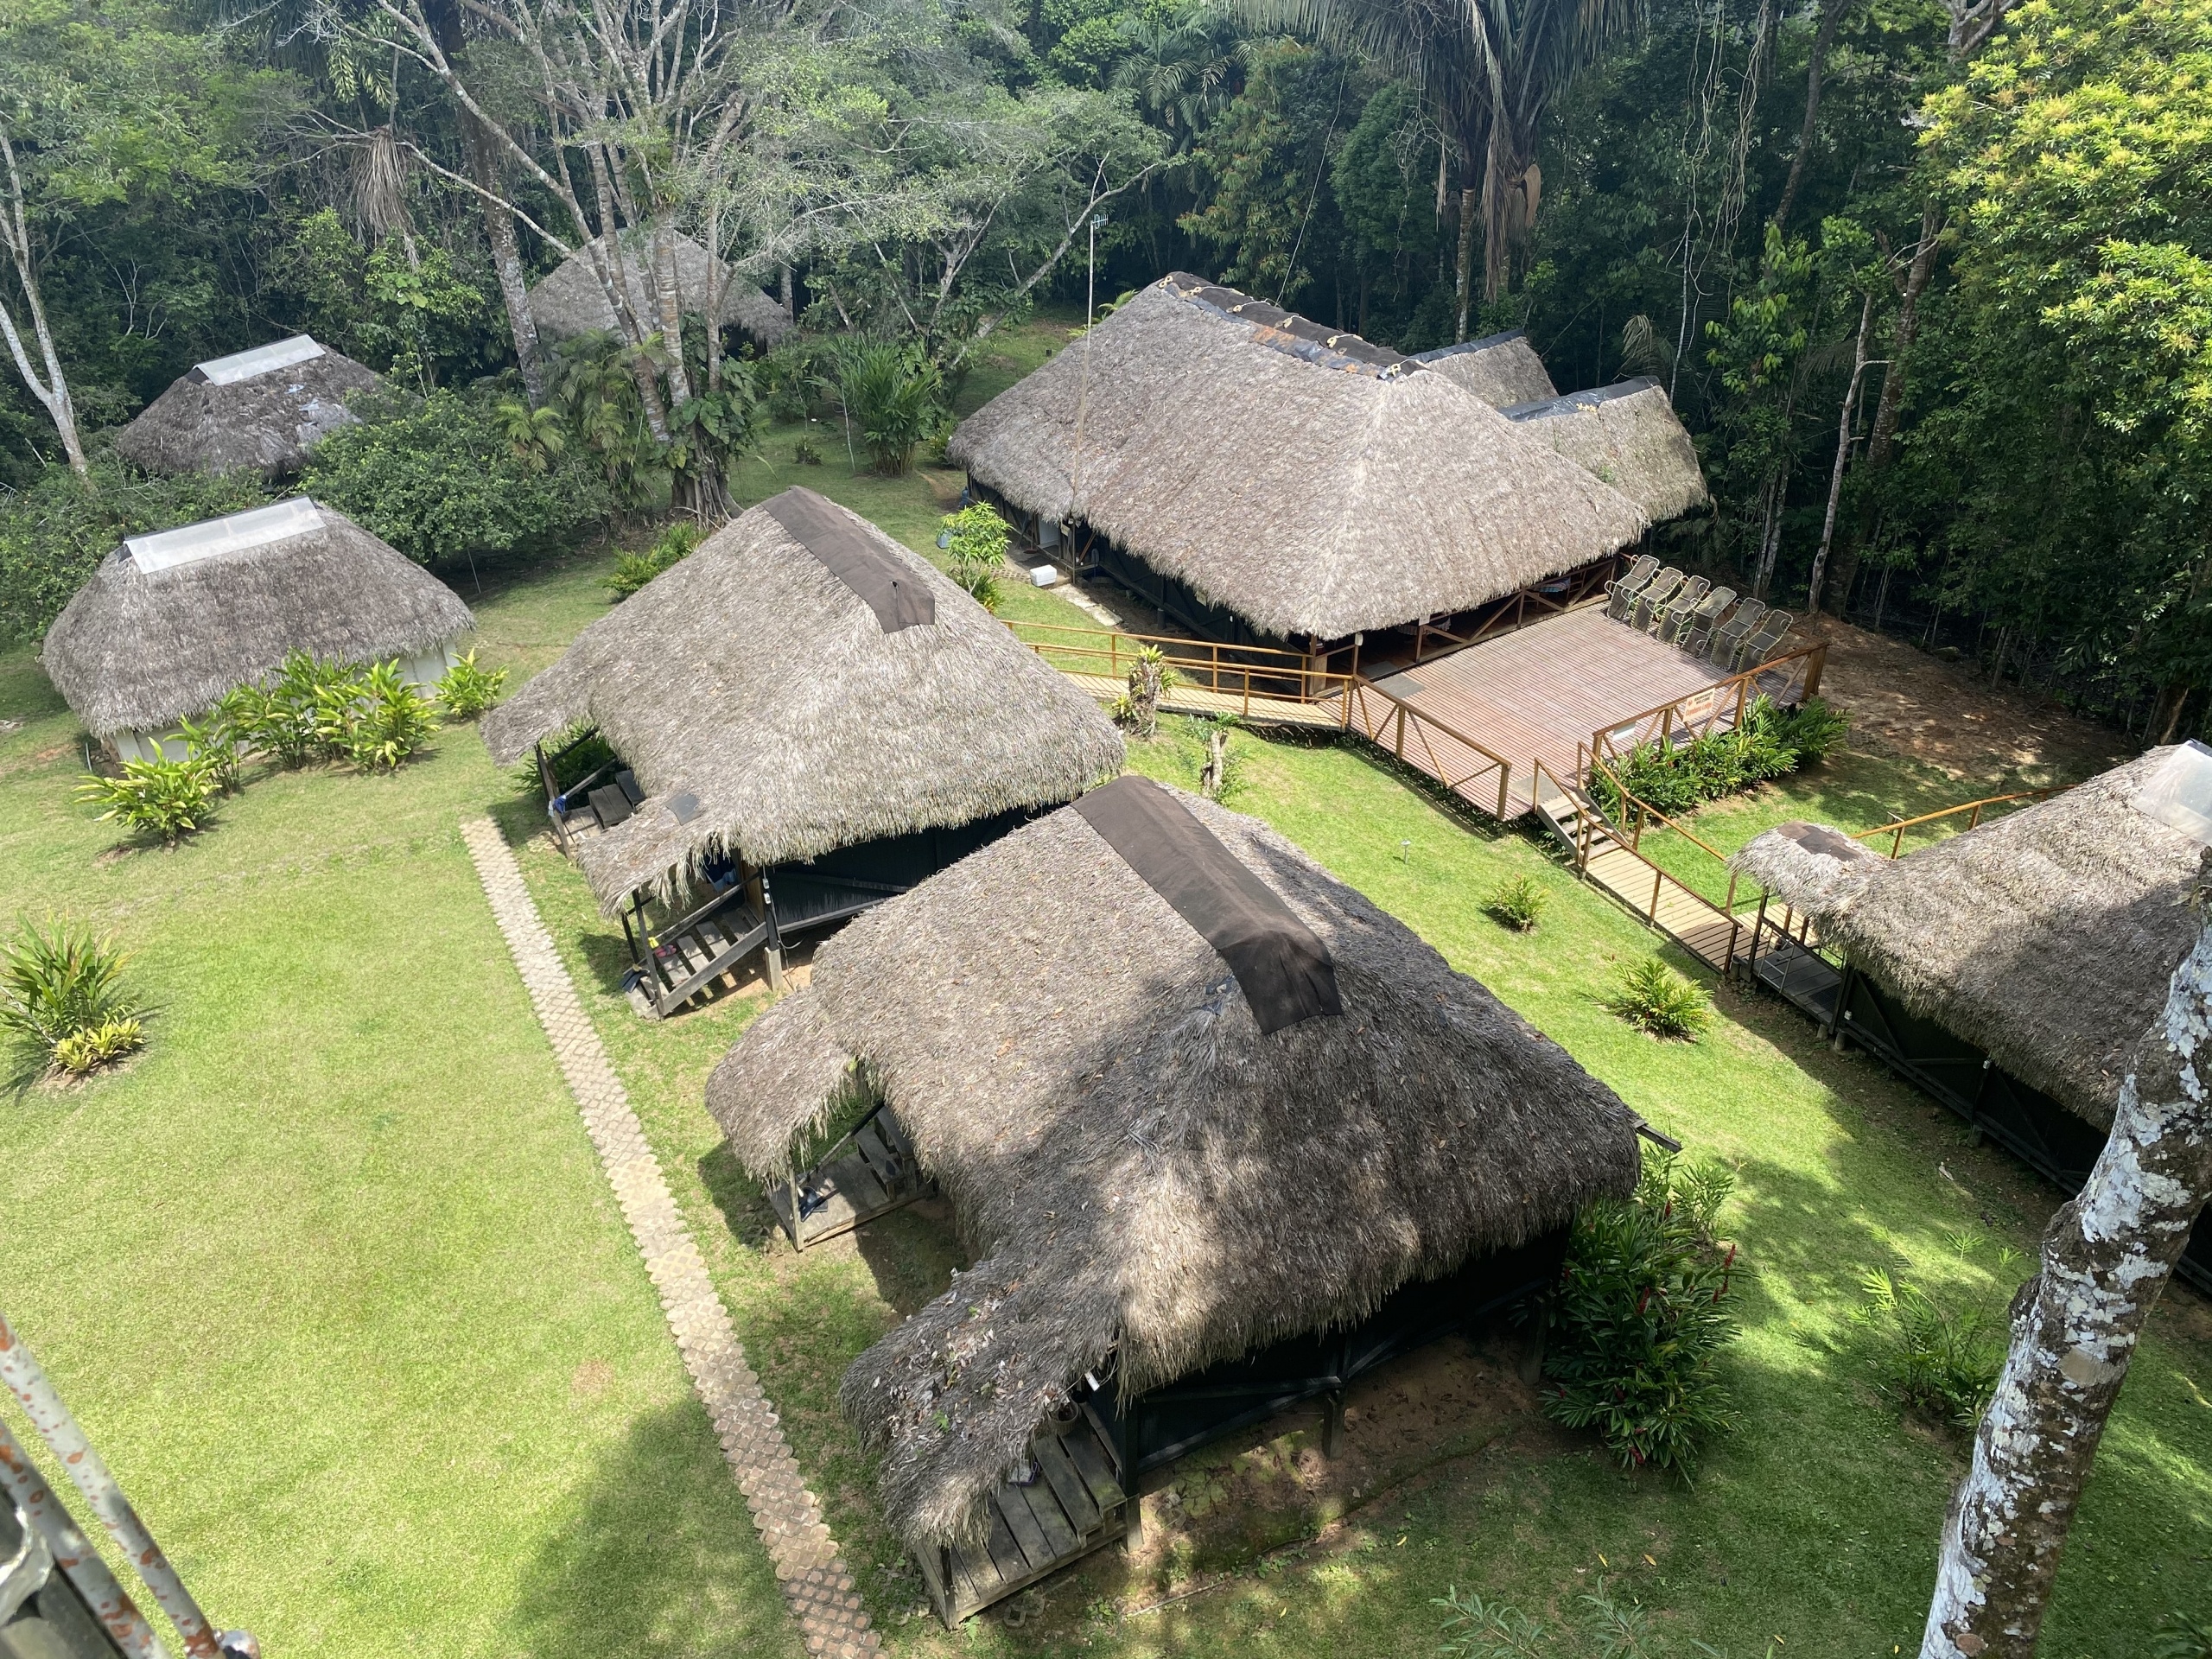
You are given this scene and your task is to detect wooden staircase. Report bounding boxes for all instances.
[1532,769,1748,973]
[626,896,773,1019]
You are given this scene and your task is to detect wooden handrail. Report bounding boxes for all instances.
[1586,752,1736,865]
[1344,677,1518,816]
[1006,620,1362,705]
[1008,619,1319,667]
[1586,640,1830,773]
[1848,787,2059,856]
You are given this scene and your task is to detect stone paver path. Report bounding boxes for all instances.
[462,819,880,1659]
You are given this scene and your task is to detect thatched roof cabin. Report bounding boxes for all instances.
[111,336,382,479]
[709,776,1643,1561]
[1732,747,2212,1128]
[1504,378,1709,524]
[948,274,1647,646]
[528,232,793,348]
[480,486,1123,915]
[41,497,474,751]
[1410,329,1558,407]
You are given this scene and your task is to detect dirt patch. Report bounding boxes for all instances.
[1796,613,2134,788]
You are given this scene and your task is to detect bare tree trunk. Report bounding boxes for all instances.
[1828,198,1942,608]
[1772,0,1852,233]
[463,115,544,404]
[650,217,695,408]
[1455,183,1478,341]
[0,132,87,475]
[779,264,794,319]
[1807,290,1876,613]
[1923,908,2212,1658]
[1752,469,1789,598]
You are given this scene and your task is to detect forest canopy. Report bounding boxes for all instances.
[0,0,2203,734]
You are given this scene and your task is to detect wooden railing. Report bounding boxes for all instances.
[1848,788,2058,857]
[1006,620,1360,712]
[1585,641,1829,778]
[1343,679,1520,822]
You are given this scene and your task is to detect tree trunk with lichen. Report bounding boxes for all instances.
[1921,906,2212,1657]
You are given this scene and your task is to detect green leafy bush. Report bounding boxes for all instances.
[174,708,247,792]
[835,341,945,474]
[1594,696,1850,818]
[1486,874,1550,931]
[605,521,703,601]
[51,1018,146,1077]
[2154,1612,2212,1659]
[435,650,508,719]
[1605,957,1713,1039]
[793,440,824,466]
[0,918,142,1074]
[1542,1150,1740,1475]
[302,386,613,565]
[344,661,440,771]
[76,755,219,844]
[940,504,1007,609]
[228,652,359,766]
[1852,1268,2005,1431]
[0,461,269,642]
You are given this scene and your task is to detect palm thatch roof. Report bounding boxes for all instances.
[1731,746,2212,1127]
[1503,378,1709,523]
[111,337,382,480]
[709,777,1643,1551]
[480,487,1124,910]
[528,232,793,347]
[947,275,1648,641]
[40,497,474,740]
[1410,330,1559,407]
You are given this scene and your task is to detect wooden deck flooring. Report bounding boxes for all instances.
[1364,606,1737,817]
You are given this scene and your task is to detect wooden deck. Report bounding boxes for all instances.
[1363,607,1740,817]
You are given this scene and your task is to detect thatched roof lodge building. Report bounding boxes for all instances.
[1732,744,2212,1289]
[1504,378,1710,524]
[41,497,474,764]
[112,336,382,479]
[480,486,1123,1016]
[949,274,1649,671]
[710,776,1645,1621]
[1410,328,1558,407]
[528,232,793,348]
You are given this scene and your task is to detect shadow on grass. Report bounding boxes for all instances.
[697,1140,784,1253]
[506,1399,801,1659]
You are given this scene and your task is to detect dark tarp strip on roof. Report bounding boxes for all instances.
[763,488,935,633]
[1075,775,1342,1035]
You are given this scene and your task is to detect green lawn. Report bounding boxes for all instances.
[3,424,2207,1659]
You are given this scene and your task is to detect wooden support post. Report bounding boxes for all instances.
[1321,1389,1344,1459]
[1517,1323,1547,1386]
[1802,642,1825,700]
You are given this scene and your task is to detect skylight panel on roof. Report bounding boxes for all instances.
[190,335,326,386]
[127,497,325,573]
[2134,740,2212,844]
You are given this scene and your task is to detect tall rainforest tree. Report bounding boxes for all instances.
[1236,0,1638,336]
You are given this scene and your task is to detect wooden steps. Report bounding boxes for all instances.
[1535,785,1749,974]
[768,1107,932,1250]
[640,905,772,1017]
[917,1406,1128,1625]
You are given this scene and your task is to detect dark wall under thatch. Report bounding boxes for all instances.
[40,498,474,740]
[1504,378,1709,524]
[528,232,792,347]
[111,338,383,480]
[708,784,1643,1553]
[479,486,1123,911]
[1732,748,2207,1127]
[948,275,1648,643]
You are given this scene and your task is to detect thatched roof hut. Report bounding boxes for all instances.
[41,497,474,745]
[528,232,792,347]
[480,486,1123,912]
[1731,747,2212,1128]
[1504,378,1709,524]
[111,337,382,480]
[709,776,1643,1553]
[1410,329,1559,407]
[948,275,1647,643]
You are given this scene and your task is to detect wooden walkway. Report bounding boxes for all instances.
[1061,671,1344,729]
[1365,607,1738,817]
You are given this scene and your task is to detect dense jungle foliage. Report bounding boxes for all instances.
[0,0,2203,733]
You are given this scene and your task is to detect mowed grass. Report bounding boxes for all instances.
[486,524,2212,1652]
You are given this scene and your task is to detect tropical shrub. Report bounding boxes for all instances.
[2154,1612,2212,1659]
[174,708,247,792]
[1112,645,1178,740]
[0,918,142,1073]
[435,651,508,718]
[51,1018,146,1077]
[241,652,361,765]
[345,661,440,771]
[605,521,703,601]
[1852,1268,2005,1430]
[303,385,614,563]
[835,341,945,474]
[77,755,219,844]
[1605,957,1713,1039]
[1486,874,1550,931]
[793,440,824,466]
[1593,696,1851,818]
[0,461,269,642]
[545,331,677,510]
[1542,1150,1740,1474]
[940,505,1007,609]
[1439,1579,1689,1657]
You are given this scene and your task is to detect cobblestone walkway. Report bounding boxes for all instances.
[462,819,881,1659]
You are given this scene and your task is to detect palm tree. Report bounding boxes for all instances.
[1236,0,1640,329]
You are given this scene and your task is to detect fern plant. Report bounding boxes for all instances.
[1605,957,1713,1039]
[1853,1268,2004,1430]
